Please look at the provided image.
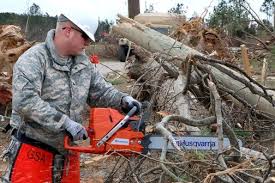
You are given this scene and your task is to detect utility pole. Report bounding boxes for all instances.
[128,0,140,19]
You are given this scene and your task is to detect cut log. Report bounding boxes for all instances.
[134,13,185,26]
[112,15,275,119]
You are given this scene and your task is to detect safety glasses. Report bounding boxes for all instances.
[62,27,90,41]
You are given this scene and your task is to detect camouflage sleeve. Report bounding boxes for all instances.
[87,64,127,109]
[12,53,66,131]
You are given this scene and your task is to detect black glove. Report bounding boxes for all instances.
[63,117,88,141]
[121,96,142,115]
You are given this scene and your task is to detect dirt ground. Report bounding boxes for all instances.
[0,59,132,182]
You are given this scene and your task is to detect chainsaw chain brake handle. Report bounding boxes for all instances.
[127,101,151,132]
[64,106,138,153]
[137,101,151,132]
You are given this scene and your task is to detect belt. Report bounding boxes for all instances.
[12,129,60,154]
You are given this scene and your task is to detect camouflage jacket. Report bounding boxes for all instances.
[11,29,127,154]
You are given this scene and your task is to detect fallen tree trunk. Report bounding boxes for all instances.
[112,15,275,119]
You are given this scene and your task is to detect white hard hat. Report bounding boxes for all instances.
[58,12,98,42]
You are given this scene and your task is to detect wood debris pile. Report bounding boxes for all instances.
[110,15,275,182]
[171,17,234,61]
[0,25,33,105]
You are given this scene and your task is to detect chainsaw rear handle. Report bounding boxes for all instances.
[64,128,98,153]
[64,135,100,153]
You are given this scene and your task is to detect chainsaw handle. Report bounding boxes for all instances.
[127,106,137,117]
[64,135,95,153]
[64,128,98,153]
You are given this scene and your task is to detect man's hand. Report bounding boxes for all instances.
[121,96,142,115]
[63,117,88,141]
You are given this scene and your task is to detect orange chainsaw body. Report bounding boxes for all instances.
[64,108,144,156]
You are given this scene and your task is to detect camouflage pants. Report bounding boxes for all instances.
[1,137,65,183]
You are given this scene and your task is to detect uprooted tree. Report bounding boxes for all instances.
[0,25,33,120]
[105,14,275,182]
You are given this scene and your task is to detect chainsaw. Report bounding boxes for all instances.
[64,106,242,156]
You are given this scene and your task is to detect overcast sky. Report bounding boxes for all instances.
[0,0,268,21]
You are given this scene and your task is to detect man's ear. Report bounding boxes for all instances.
[63,27,71,38]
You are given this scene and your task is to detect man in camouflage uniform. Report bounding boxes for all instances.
[1,13,141,183]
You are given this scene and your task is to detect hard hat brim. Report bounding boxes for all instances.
[59,14,96,42]
[79,26,96,42]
